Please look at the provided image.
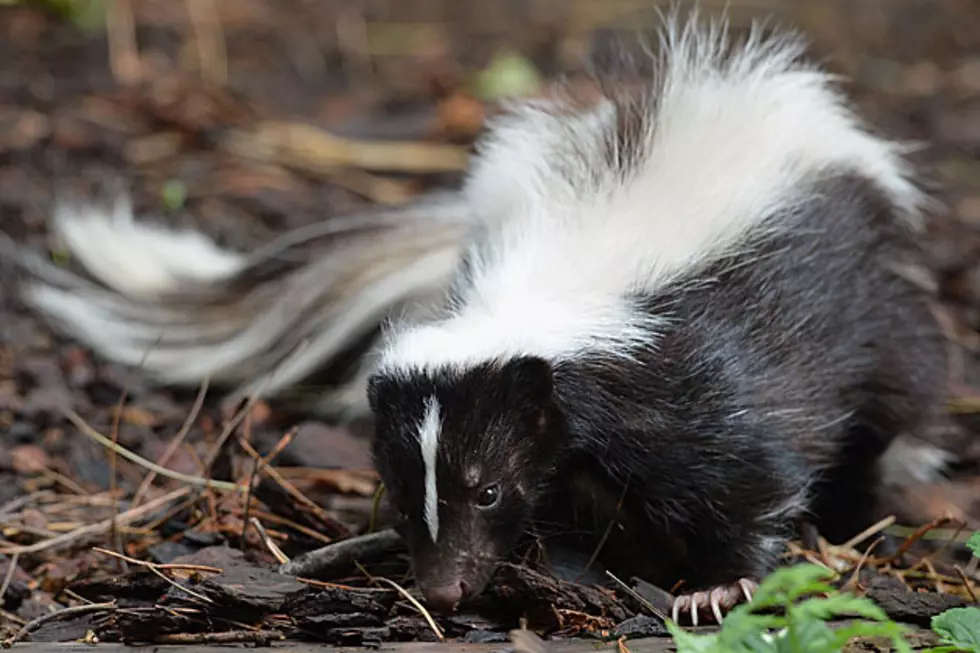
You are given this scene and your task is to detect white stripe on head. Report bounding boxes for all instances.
[418,395,442,542]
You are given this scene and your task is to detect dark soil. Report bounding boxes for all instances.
[0,0,978,647]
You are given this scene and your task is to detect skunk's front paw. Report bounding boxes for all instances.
[670,578,758,626]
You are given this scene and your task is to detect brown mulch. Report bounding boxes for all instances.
[0,0,978,646]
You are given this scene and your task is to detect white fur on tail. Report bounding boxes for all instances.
[17,193,470,414]
[380,15,926,375]
[51,197,246,296]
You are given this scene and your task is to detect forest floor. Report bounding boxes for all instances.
[0,0,979,649]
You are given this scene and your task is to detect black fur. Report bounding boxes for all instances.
[368,171,946,607]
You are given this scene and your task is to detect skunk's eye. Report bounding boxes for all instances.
[476,483,501,509]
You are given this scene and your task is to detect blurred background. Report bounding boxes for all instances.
[0,0,979,625]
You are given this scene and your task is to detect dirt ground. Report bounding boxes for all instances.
[0,0,979,647]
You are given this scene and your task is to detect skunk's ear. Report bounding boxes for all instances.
[500,356,554,405]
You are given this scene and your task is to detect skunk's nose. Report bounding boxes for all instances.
[423,580,469,613]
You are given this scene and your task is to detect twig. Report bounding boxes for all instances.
[840,514,896,550]
[108,385,128,573]
[38,468,89,496]
[62,407,237,491]
[605,571,669,622]
[247,510,333,546]
[873,515,956,567]
[235,437,340,531]
[59,588,93,605]
[0,491,53,518]
[0,554,18,604]
[842,536,885,592]
[91,547,213,604]
[90,547,222,574]
[239,408,258,551]
[202,392,264,474]
[369,575,444,641]
[295,577,364,591]
[240,458,260,551]
[259,427,298,467]
[132,379,209,508]
[0,610,25,627]
[222,122,469,175]
[279,529,403,579]
[250,518,288,565]
[184,0,227,85]
[0,487,190,556]
[953,565,978,603]
[2,602,116,647]
[106,0,139,86]
[153,630,283,645]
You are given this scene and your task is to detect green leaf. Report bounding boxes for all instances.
[931,607,980,652]
[750,564,836,608]
[967,532,980,558]
[471,49,542,101]
[667,620,720,653]
[51,247,71,267]
[792,594,889,622]
[161,179,187,211]
[827,620,912,653]
[786,618,835,653]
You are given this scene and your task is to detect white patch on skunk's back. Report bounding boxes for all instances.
[379,15,925,374]
[418,396,442,542]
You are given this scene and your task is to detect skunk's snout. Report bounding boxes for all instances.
[421,579,471,614]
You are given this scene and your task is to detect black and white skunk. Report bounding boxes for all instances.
[7,14,953,625]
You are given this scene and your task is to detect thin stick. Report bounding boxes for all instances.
[153,630,282,645]
[0,554,18,604]
[249,518,288,565]
[90,548,213,604]
[605,571,669,622]
[2,602,116,647]
[259,427,298,467]
[239,408,257,551]
[843,536,885,591]
[840,515,896,550]
[953,565,978,603]
[106,0,139,86]
[108,386,128,573]
[184,0,227,85]
[874,515,955,566]
[235,437,338,529]
[0,487,190,556]
[240,459,260,551]
[91,548,222,574]
[369,575,444,641]
[62,407,237,491]
[0,492,53,518]
[203,393,263,472]
[247,510,332,546]
[132,379,209,508]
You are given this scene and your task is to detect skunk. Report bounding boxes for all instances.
[366,18,949,622]
[6,13,950,625]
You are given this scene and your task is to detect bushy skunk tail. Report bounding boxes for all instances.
[7,193,471,418]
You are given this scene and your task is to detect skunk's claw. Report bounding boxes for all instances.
[670,578,758,626]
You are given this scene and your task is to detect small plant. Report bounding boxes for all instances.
[667,564,912,653]
[927,531,980,653]
[666,531,980,653]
